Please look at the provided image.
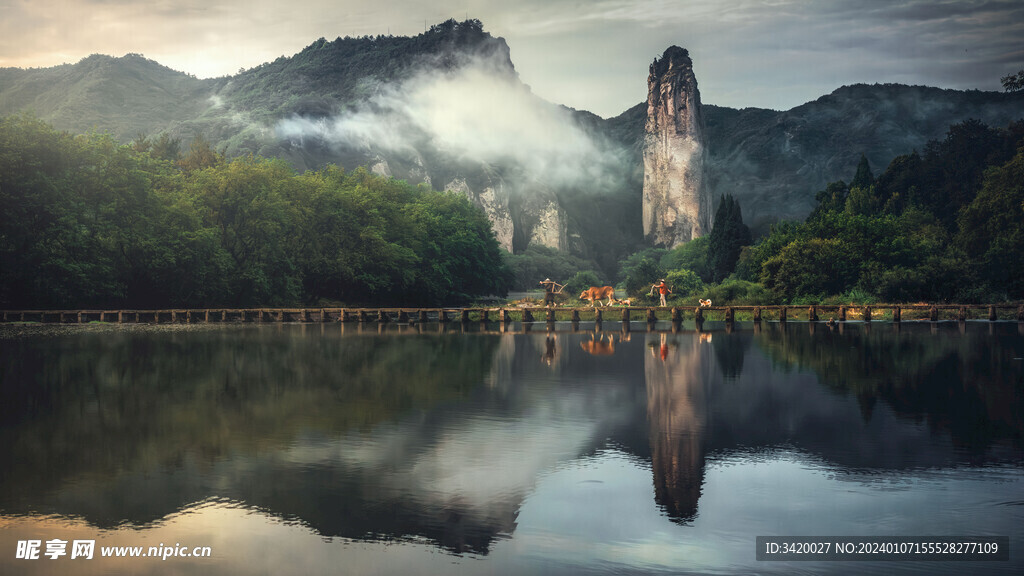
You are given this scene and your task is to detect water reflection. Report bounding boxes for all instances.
[0,322,1021,574]
[645,332,708,523]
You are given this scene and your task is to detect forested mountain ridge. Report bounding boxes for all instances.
[2,19,1023,263]
[0,53,215,141]
[701,84,1024,234]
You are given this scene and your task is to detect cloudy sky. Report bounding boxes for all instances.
[1,0,1021,117]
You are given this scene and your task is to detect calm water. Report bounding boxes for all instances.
[1,320,1022,575]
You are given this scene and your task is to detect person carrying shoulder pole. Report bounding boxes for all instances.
[539,278,564,307]
[650,279,672,307]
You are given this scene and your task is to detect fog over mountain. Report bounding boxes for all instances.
[2,19,1022,272]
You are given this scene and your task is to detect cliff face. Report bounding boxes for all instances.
[641,47,712,247]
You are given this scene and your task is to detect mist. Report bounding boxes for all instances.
[274,55,631,193]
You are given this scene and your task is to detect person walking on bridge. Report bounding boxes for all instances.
[539,278,564,307]
[650,279,672,307]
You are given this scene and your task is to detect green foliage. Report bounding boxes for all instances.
[699,279,774,306]
[850,154,874,189]
[664,268,704,296]
[564,270,604,296]
[616,247,667,285]
[747,119,1023,303]
[955,147,1024,298]
[706,194,752,282]
[624,257,664,298]
[660,236,710,281]
[504,245,599,291]
[0,115,511,308]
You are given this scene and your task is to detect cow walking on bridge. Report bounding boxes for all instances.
[580,286,616,307]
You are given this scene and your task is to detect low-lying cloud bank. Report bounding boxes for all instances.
[275,55,630,193]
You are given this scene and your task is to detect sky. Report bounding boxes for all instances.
[1,0,1021,117]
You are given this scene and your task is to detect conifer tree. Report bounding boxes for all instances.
[706,194,752,283]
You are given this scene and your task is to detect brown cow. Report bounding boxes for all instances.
[579,286,616,307]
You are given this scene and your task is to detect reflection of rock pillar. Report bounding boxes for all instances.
[645,334,707,522]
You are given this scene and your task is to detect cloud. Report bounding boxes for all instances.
[275,53,629,191]
[2,1,1022,116]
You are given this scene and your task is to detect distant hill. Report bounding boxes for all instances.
[2,19,1022,255]
[702,84,1024,233]
[0,53,215,140]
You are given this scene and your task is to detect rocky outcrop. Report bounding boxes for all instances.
[446,178,515,252]
[642,47,712,247]
[527,201,567,251]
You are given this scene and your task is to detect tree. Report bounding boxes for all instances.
[850,154,874,189]
[178,133,222,173]
[564,271,603,296]
[624,257,664,298]
[660,236,711,282]
[955,147,1024,298]
[1001,69,1024,92]
[706,194,752,282]
[664,268,704,296]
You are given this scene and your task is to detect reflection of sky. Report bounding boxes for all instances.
[5,449,1021,575]
[3,326,1024,574]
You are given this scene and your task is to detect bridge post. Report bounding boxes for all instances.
[893,306,901,323]
[863,306,872,322]
[501,309,510,324]
[1018,304,1024,323]
[779,307,787,322]
[399,310,410,323]
[989,305,997,321]
[694,307,703,323]
[725,307,735,323]
[958,307,967,322]
[753,307,761,322]
[462,309,471,323]
[808,305,818,322]
[523,309,533,323]
[595,309,603,323]
[481,310,489,322]
[839,306,846,322]
[646,308,656,323]
[546,308,555,322]
[571,309,580,322]
[930,306,938,322]
[671,307,682,322]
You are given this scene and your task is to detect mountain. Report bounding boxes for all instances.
[701,84,1024,234]
[3,19,1023,265]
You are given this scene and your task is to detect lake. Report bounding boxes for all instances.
[1,320,1022,575]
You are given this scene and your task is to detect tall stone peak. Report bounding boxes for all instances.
[651,46,690,77]
[642,46,712,247]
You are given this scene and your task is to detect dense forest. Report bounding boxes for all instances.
[2,115,1022,309]
[0,114,512,309]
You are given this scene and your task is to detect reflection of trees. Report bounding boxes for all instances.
[711,331,750,379]
[0,326,498,526]
[754,323,1024,454]
[645,334,708,523]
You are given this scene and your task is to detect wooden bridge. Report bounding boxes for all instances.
[2,304,1023,325]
